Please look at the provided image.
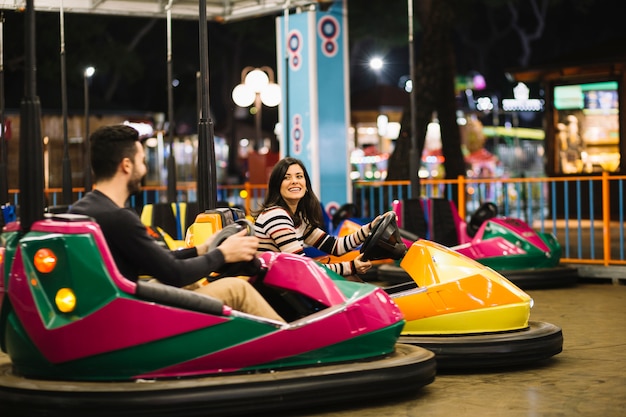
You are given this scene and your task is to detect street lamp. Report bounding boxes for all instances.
[369,56,384,71]
[369,56,384,85]
[83,65,95,192]
[232,66,281,150]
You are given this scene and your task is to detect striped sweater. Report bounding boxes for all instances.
[254,206,372,276]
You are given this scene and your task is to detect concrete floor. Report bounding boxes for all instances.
[286,281,626,417]
[1,282,624,416]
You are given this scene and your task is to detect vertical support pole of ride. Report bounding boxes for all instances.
[0,12,8,204]
[20,0,45,232]
[197,0,217,211]
[166,1,177,204]
[408,0,420,198]
[60,0,73,205]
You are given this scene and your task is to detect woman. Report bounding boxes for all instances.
[254,157,390,278]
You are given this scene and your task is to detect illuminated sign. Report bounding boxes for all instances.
[502,82,544,112]
[554,81,618,111]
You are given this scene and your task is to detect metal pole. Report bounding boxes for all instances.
[197,0,217,211]
[407,0,420,197]
[60,0,73,205]
[282,2,290,157]
[166,1,177,203]
[0,12,8,203]
[255,93,263,150]
[196,71,201,124]
[20,0,45,231]
[83,70,91,192]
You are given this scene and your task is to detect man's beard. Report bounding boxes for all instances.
[127,169,143,195]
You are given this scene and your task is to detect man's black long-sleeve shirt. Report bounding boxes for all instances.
[70,190,224,287]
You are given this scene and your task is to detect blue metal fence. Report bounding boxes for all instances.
[352,173,625,266]
[6,172,626,266]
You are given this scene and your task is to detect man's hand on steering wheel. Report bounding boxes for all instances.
[206,219,261,280]
[195,233,217,255]
[217,229,258,263]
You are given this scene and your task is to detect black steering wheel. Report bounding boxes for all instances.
[467,201,498,237]
[207,219,262,280]
[359,213,407,262]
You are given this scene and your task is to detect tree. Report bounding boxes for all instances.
[385,0,575,183]
[387,0,465,182]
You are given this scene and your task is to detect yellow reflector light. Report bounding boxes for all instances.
[34,248,57,273]
[239,189,248,199]
[55,288,77,313]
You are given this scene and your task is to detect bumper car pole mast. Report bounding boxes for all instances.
[196,0,217,211]
[19,0,45,232]
[408,0,420,198]
[0,12,8,204]
[60,1,73,205]
[282,1,290,157]
[166,0,177,204]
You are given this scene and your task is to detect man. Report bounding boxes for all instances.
[70,124,284,322]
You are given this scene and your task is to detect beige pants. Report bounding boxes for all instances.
[194,278,285,323]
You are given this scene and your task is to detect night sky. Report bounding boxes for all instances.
[2,0,626,133]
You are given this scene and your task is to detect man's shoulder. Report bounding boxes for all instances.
[70,192,138,225]
[70,190,109,209]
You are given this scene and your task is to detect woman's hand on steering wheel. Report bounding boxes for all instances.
[371,211,396,231]
[360,211,405,262]
[353,253,372,275]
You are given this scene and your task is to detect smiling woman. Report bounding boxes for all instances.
[253,156,393,278]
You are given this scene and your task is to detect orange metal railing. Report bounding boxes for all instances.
[6,172,626,266]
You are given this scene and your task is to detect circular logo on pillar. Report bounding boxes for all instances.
[325,201,340,219]
[288,30,301,52]
[287,30,302,70]
[317,16,340,58]
[291,114,303,155]
[291,54,300,69]
[323,41,336,55]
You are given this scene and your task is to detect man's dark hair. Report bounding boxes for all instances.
[90,125,140,182]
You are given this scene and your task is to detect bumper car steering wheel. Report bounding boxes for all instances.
[207,219,262,280]
[360,213,408,262]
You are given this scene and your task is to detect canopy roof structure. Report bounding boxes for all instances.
[0,0,318,21]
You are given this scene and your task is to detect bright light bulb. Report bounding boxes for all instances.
[232,84,255,107]
[84,66,95,78]
[260,83,281,107]
[369,57,384,71]
[244,69,269,92]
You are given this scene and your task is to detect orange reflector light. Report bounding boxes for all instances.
[55,288,77,313]
[34,248,57,273]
